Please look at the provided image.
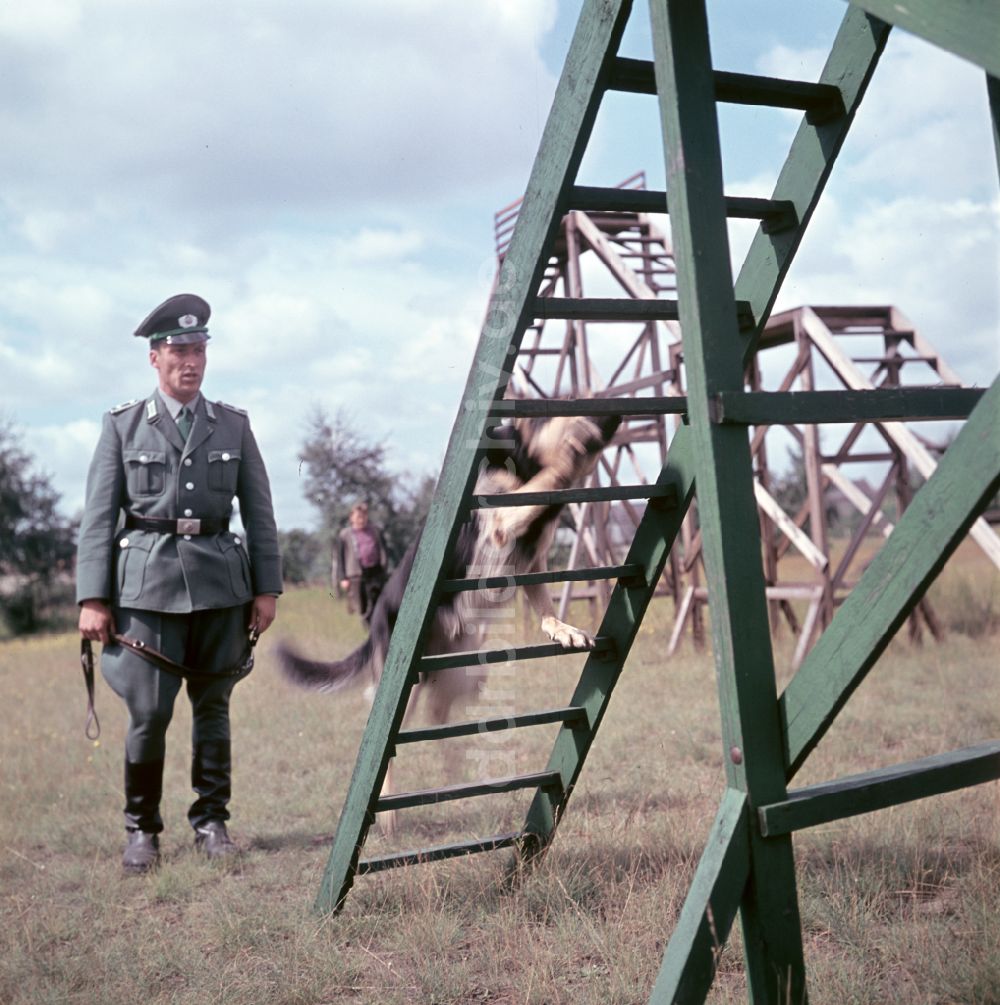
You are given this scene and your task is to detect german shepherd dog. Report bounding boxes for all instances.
[277,413,620,832]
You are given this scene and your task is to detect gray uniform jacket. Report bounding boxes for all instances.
[76,391,283,613]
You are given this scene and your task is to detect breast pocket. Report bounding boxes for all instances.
[208,449,242,495]
[123,449,168,497]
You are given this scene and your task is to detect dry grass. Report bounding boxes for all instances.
[1,552,998,1004]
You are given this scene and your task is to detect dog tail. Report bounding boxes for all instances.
[275,637,374,694]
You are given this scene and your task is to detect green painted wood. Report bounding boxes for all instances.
[494,396,689,417]
[845,0,1000,77]
[519,1,889,878]
[781,374,1000,777]
[759,741,1000,837]
[712,387,985,425]
[376,770,562,812]
[649,789,751,1003]
[419,638,613,673]
[648,2,807,999]
[312,0,634,915]
[988,73,1000,176]
[441,563,644,594]
[569,184,797,226]
[358,832,524,875]
[470,483,678,508]
[608,57,844,118]
[533,296,754,325]
[395,706,587,746]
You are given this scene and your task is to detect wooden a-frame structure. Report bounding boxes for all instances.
[495,182,1000,667]
[314,3,1000,1001]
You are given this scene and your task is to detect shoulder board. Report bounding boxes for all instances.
[216,401,247,416]
[110,399,141,415]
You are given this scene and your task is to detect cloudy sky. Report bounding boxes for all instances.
[2,0,997,531]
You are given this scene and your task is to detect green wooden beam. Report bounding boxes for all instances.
[845,0,1000,78]
[759,741,1000,837]
[649,1,807,998]
[649,790,751,1003]
[988,73,1000,177]
[313,0,634,915]
[781,374,1000,778]
[712,387,984,425]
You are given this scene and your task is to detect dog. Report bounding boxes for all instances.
[277,412,621,832]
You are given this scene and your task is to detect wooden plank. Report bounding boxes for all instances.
[312,0,634,915]
[534,295,754,326]
[713,387,985,424]
[608,57,845,119]
[801,306,1000,569]
[441,562,644,594]
[754,482,829,572]
[376,770,562,812]
[489,396,687,418]
[823,465,894,538]
[989,73,1000,175]
[395,706,587,745]
[419,637,614,673]
[358,832,524,875]
[845,0,1000,77]
[470,483,678,508]
[649,789,751,1003]
[649,2,807,998]
[759,742,1000,836]
[781,374,1000,777]
[569,184,797,227]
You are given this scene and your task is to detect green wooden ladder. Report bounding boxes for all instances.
[315,3,1000,1001]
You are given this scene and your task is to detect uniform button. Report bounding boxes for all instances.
[186,482,195,490]
[183,534,192,541]
[139,454,148,464]
[222,452,231,461]
[184,509,193,517]
[184,458,193,467]
[120,538,129,548]
[234,536,242,545]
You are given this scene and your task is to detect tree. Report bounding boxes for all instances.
[297,407,437,571]
[0,419,77,634]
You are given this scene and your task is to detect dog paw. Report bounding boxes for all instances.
[541,616,595,650]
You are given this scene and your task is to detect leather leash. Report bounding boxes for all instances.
[78,628,259,739]
[79,639,101,740]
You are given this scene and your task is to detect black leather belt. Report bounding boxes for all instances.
[125,513,229,535]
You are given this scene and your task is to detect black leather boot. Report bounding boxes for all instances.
[190,739,235,851]
[123,759,164,873]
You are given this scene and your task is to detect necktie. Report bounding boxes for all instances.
[177,406,193,441]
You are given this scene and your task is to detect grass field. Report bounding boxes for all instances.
[1,552,998,1004]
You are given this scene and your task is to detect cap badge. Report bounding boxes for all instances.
[178,314,198,328]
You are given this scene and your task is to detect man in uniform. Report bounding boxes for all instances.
[76,293,283,873]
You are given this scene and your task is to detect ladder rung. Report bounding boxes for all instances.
[395,706,588,745]
[441,562,645,593]
[375,770,563,812]
[568,185,797,231]
[357,831,525,875]
[607,58,845,122]
[487,396,686,418]
[420,636,615,673]
[850,356,937,365]
[469,483,678,508]
[534,296,754,327]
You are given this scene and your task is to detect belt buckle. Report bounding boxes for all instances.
[177,517,202,535]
